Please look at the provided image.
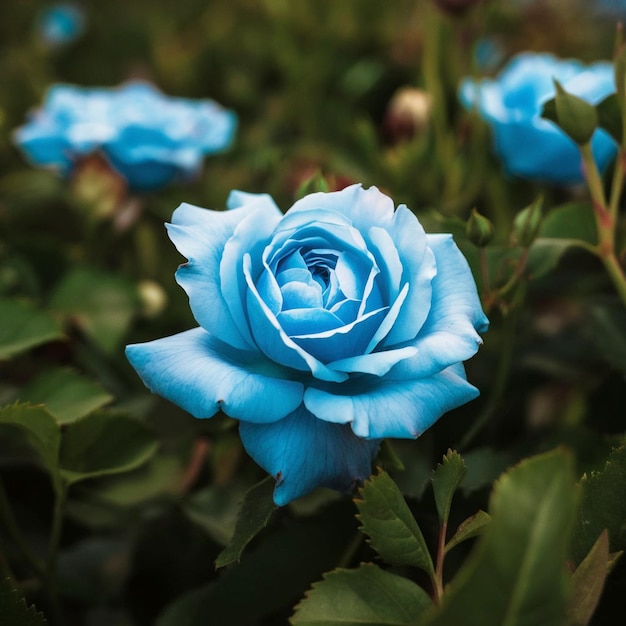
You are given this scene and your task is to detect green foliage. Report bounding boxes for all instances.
[444,510,491,554]
[0,299,63,360]
[59,411,158,485]
[0,579,47,626]
[421,450,577,626]
[291,564,431,626]
[215,476,277,568]
[567,530,611,626]
[0,402,61,487]
[15,367,113,423]
[572,444,626,563]
[355,468,434,575]
[587,300,626,374]
[432,449,467,525]
[49,267,139,353]
[541,82,598,145]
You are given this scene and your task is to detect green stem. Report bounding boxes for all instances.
[0,479,46,579]
[432,521,447,604]
[608,150,625,221]
[580,142,626,308]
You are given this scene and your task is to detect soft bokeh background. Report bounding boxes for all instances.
[1,1,625,625]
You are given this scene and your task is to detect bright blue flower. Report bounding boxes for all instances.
[460,52,616,184]
[126,185,488,505]
[37,4,85,48]
[14,82,237,191]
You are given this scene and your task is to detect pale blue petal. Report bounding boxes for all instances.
[238,405,379,506]
[304,364,478,439]
[125,327,304,423]
[226,189,280,213]
[328,345,418,377]
[220,205,283,345]
[166,202,263,350]
[388,234,487,380]
[244,254,348,383]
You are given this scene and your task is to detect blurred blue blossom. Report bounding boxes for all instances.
[14,82,237,191]
[460,52,616,184]
[36,3,86,48]
[126,185,488,505]
[594,0,626,17]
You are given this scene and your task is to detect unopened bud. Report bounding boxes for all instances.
[512,196,543,247]
[466,208,495,248]
[295,170,330,200]
[541,80,598,145]
[138,280,168,318]
[382,87,432,144]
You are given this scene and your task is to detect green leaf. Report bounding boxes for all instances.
[568,530,610,626]
[432,449,467,525]
[587,300,626,374]
[527,203,597,279]
[0,299,63,360]
[355,469,434,575]
[15,368,113,424]
[215,476,277,568]
[0,578,47,626]
[59,411,158,485]
[444,510,491,554]
[0,403,60,486]
[596,93,623,144]
[49,267,139,353]
[422,449,577,626]
[291,564,430,626]
[572,444,626,564]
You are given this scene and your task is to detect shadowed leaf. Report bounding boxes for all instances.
[0,578,47,626]
[445,510,491,554]
[355,469,434,575]
[432,449,466,525]
[291,564,430,626]
[215,476,277,568]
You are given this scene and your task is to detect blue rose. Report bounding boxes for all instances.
[460,52,616,184]
[14,82,237,191]
[37,4,85,48]
[126,185,488,505]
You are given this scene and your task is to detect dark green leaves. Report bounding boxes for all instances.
[49,267,139,353]
[423,449,577,626]
[0,402,157,490]
[572,444,626,563]
[291,564,430,626]
[568,531,611,626]
[215,476,277,568]
[0,299,63,360]
[355,468,434,574]
[15,368,113,424]
[59,411,159,485]
[0,579,47,626]
[444,510,491,554]
[432,450,466,525]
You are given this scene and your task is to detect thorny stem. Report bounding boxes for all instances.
[580,142,626,308]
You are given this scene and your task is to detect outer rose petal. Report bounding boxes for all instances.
[387,234,488,380]
[239,405,379,506]
[125,327,303,423]
[166,200,280,350]
[304,363,478,439]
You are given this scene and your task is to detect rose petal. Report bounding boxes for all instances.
[328,345,418,377]
[238,405,379,506]
[387,234,487,380]
[125,327,303,423]
[304,363,478,438]
[166,202,275,350]
[244,254,349,383]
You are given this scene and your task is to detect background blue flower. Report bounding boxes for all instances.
[126,185,488,505]
[460,52,616,184]
[14,81,237,191]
